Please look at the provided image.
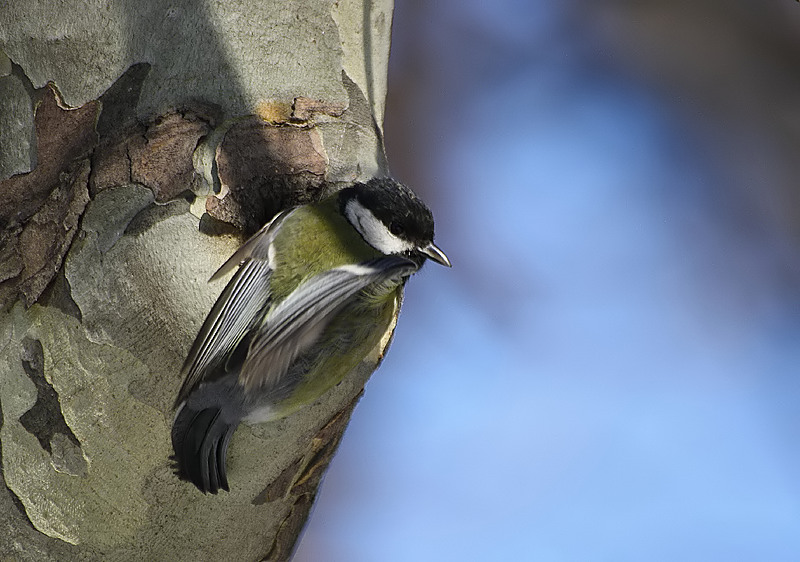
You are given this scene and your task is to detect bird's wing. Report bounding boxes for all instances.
[175,209,295,406]
[208,208,294,282]
[239,256,417,392]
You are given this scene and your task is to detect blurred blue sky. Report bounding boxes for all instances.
[296,2,800,560]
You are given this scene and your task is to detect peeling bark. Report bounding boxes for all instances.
[211,116,328,233]
[0,1,396,559]
[0,85,96,309]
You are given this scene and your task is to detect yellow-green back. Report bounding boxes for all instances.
[269,196,382,303]
[266,194,404,416]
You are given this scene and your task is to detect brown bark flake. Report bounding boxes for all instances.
[0,83,98,228]
[0,84,97,308]
[210,117,327,234]
[130,112,211,202]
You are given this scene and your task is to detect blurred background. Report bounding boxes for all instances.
[296,1,800,560]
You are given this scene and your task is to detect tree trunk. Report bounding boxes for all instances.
[0,1,395,559]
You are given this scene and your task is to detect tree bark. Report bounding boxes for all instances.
[0,1,395,559]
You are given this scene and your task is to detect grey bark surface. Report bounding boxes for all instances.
[0,1,395,559]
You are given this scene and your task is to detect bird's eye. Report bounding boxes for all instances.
[389,222,405,236]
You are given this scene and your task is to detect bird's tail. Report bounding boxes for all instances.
[171,405,238,494]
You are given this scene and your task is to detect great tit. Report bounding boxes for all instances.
[171,177,450,493]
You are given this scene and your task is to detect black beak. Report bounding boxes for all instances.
[420,243,452,267]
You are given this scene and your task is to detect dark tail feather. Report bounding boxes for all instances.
[172,406,238,494]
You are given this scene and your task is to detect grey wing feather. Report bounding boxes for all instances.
[209,209,293,282]
[239,256,418,392]
[175,210,294,406]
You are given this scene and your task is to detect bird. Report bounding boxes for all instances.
[171,177,451,493]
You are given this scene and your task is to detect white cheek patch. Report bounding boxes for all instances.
[345,199,414,255]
